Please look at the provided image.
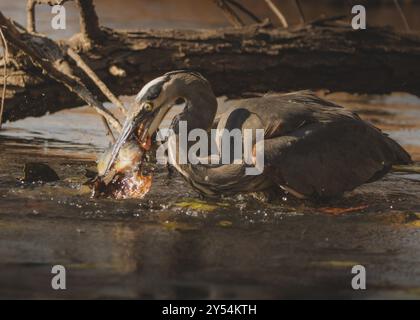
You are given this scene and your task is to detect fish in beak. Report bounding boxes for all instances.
[101,103,155,177]
[87,102,155,200]
[91,72,179,199]
[91,138,152,199]
[103,93,175,176]
[91,99,171,199]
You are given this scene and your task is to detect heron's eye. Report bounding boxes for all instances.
[144,102,153,112]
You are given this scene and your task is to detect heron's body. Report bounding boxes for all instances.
[175,91,411,198]
[104,71,412,200]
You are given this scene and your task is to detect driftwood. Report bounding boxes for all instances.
[1,1,420,123]
[0,10,121,140]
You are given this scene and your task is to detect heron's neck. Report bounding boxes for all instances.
[168,85,217,175]
[179,85,218,133]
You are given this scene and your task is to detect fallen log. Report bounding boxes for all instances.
[1,10,420,123]
[0,10,121,138]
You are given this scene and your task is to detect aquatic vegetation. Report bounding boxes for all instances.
[175,198,229,212]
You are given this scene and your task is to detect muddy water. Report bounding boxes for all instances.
[0,94,420,299]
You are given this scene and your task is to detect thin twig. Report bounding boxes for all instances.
[0,28,9,129]
[264,0,288,28]
[13,20,28,32]
[213,0,244,27]
[225,0,261,23]
[67,47,126,115]
[393,0,410,31]
[100,116,115,143]
[293,0,305,24]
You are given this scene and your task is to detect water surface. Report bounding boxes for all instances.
[1,0,420,299]
[0,94,420,299]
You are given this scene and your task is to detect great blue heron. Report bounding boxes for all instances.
[102,70,412,199]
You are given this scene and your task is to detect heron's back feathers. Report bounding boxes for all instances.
[181,90,412,198]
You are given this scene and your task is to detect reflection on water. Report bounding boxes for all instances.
[0,93,420,299]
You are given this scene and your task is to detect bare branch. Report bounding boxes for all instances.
[264,0,288,28]
[3,11,420,123]
[100,116,115,143]
[293,0,305,24]
[26,0,103,43]
[75,0,104,42]
[225,0,261,23]
[213,0,244,27]
[26,0,36,32]
[26,0,69,33]
[67,47,126,115]
[393,0,411,31]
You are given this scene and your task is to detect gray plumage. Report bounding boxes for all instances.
[108,71,412,199]
[181,90,411,198]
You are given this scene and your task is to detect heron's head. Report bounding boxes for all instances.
[102,70,215,176]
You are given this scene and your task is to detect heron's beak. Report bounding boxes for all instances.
[101,105,153,176]
[102,102,171,176]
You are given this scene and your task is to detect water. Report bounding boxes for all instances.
[1,1,420,299]
[0,93,420,299]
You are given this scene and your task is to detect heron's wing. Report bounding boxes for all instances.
[236,91,351,137]
[263,117,412,198]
